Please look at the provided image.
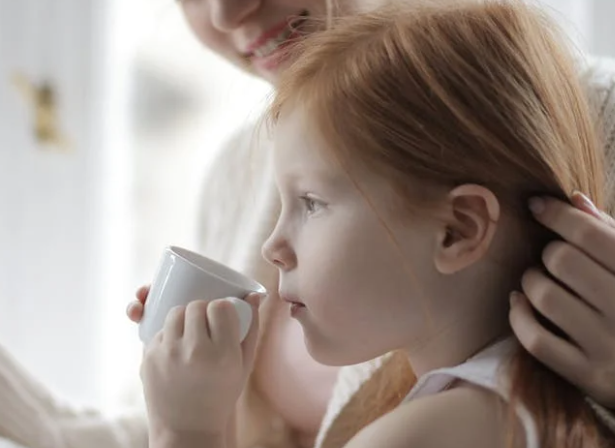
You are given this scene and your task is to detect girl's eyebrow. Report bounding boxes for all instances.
[281,167,347,190]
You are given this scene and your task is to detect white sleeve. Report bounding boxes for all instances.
[582,56,615,211]
[0,343,148,448]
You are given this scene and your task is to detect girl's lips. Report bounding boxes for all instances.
[289,302,306,317]
[281,293,305,306]
[280,291,306,317]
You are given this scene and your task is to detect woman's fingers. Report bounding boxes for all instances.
[570,191,615,225]
[541,241,615,320]
[522,194,615,408]
[530,197,615,321]
[509,291,588,386]
[530,196,615,272]
[520,269,605,353]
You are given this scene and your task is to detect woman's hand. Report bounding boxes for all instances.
[510,192,615,409]
[140,293,262,446]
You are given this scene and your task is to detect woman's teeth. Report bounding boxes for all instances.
[253,27,294,58]
[252,12,309,59]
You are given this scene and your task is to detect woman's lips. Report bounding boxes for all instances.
[244,11,310,73]
[245,10,309,57]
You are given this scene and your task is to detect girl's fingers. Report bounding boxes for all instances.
[240,293,263,368]
[182,295,263,371]
[163,306,186,341]
[207,299,241,349]
[126,301,144,322]
[184,300,212,344]
[136,285,150,304]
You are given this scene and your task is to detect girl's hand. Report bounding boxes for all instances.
[126,285,149,323]
[511,192,615,409]
[140,293,262,441]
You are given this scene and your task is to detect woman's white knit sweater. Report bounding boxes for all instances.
[0,58,613,448]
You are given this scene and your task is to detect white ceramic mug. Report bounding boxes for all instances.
[139,246,265,345]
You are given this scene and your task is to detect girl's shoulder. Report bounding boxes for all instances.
[343,385,524,448]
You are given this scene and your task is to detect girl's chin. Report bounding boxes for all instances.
[303,333,371,367]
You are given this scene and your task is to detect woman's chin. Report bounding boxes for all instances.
[251,57,294,84]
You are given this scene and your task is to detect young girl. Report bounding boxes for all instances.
[140,2,615,448]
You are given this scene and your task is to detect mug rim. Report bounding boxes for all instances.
[167,246,266,294]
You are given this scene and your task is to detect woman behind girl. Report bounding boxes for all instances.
[141,1,615,447]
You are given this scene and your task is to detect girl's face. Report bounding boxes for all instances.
[262,107,445,366]
[179,0,349,84]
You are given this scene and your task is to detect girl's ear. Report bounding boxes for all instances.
[434,184,500,274]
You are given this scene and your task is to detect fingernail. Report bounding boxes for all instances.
[509,291,521,307]
[528,197,545,215]
[250,292,265,306]
[572,190,598,212]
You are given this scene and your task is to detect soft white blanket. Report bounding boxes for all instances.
[0,439,29,448]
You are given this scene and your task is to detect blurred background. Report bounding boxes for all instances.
[0,0,614,413]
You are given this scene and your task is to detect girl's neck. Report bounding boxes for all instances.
[405,286,512,377]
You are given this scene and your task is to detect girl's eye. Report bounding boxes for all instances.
[300,195,323,215]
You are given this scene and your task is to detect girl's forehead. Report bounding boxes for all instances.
[273,112,343,183]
